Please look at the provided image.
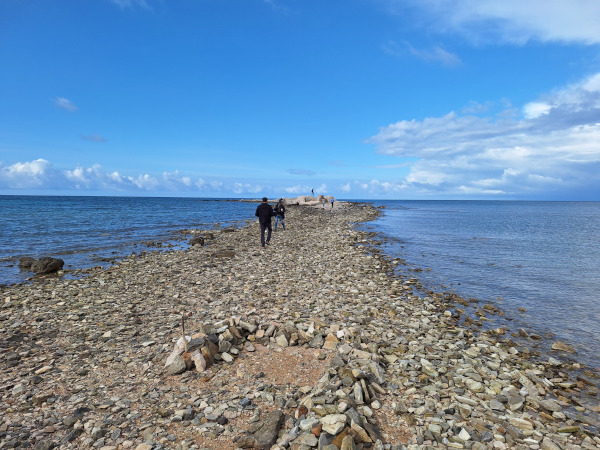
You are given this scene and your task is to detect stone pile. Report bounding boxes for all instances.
[163,315,397,449]
[1,202,599,450]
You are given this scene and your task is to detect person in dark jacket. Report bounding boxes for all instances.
[255,197,274,247]
[274,198,286,231]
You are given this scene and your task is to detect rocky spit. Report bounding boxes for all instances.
[1,202,599,450]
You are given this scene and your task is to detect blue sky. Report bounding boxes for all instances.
[2,0,600,200]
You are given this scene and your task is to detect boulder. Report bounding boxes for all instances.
[165,354,187,375]
[18,257,36,270]
[31,257,64,274]
[189,237,205,246]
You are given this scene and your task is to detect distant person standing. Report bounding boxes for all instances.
[255,197,274,248]
[331,197,335,209]
[311,188,314,196]
[274,199,286,231]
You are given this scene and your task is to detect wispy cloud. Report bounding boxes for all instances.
[368,72,600,198]
[389,0,600,45]
[283,185,312,194]
[233,182,263,194]
[375,163,412,169]
[80,134,107,142]
[288,169,316,176]
[384,40,461,67]
[263,0,291,14]
[54,97,78,112]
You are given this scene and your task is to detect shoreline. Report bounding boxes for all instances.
[1,203,599,449]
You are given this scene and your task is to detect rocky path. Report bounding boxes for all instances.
[1,203,599,450]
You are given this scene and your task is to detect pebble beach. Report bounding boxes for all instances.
[1,202,599,450]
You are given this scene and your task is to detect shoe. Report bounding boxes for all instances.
[266,241,270,245]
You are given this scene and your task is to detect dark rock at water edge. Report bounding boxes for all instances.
[18,257,36,270]
[30,257,65,274]
[189,236,205,246]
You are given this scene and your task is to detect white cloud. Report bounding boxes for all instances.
[384,40,461,66]
[110,171,124,183]
[65,166,88,184]
[161,170,194,190]
[209,180,223,190]
[232,182,263,194]
[128,174,160,190]
[340,183,351,192]
[393,0,600,45]
[368,179,408,192]
[1,160,278,195]
[0,159,51,188]
[54,97,78,112]
[195,178,206,190]
[368,72,600,198]
[523,102,552,119]
[284,185,311,194]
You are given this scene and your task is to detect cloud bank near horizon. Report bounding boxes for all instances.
[3,69,600,200]
[368,72,600,199]
[0,159,403,198]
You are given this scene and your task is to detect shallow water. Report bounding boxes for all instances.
[369,200,600,370]
[0,196,257,285]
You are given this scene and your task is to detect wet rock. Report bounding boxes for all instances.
[551,341,576,353]
[18,257,36,270]
[189,236,205,246]
[31,257,65,274]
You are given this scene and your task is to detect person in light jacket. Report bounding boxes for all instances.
[274,199,286,231]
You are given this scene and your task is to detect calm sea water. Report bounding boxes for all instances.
[0,196,257,286]
[369,200,600,371]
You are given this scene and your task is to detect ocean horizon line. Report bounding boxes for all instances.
[1,193,599,203]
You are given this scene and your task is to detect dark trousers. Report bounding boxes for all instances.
[260,222,272,246]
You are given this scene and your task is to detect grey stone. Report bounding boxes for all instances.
[31,257,64,274]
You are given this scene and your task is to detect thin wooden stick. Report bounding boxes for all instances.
[181,311,188,353]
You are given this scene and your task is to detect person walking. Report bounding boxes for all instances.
[255,197,274,248]
[274,198,286,231]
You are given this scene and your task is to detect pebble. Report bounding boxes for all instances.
[1,201,599,449]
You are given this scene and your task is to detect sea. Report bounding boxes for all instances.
[366,200,600,371]
[1,196,598,370]
[0,195,257,285]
